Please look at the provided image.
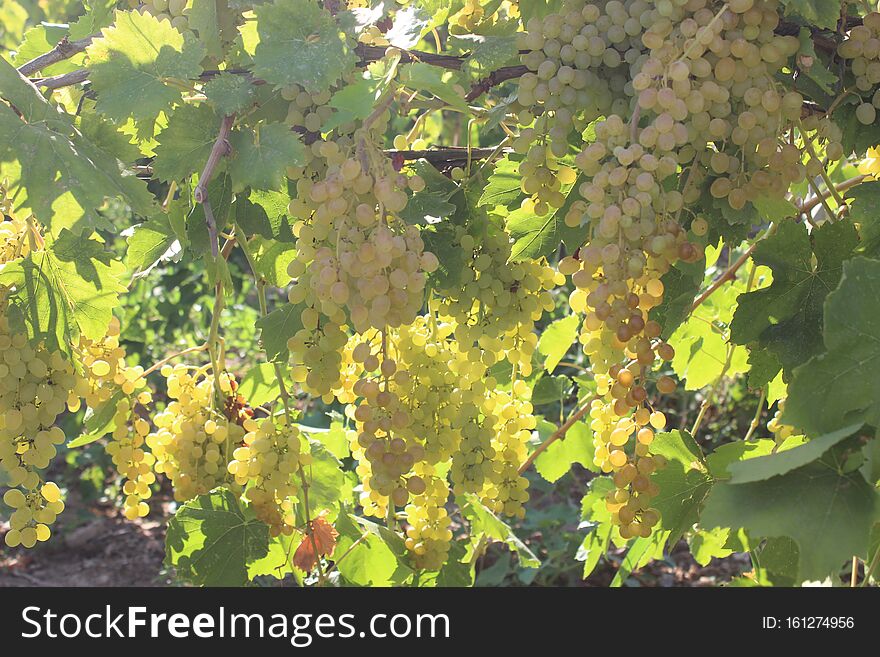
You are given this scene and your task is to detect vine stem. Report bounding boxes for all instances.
[861,544,880,586]
[742,386,767,442]
[324,531,370,576]
[195,115,235,258]
[235,230,326,586]
[139,343,209,379]
[798,119,846,208]
[851,556,859,587]
[517,396,598,476]
[17,35,93,76]
[799,174,866,215]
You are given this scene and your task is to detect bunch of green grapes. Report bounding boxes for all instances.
[228,415,311,537]
[76,319,156,521]
[767,400,796,444]
[285,140,438,399]
[403,465,452,570]
[146,365,244,502]
[838,12,880,125]
[3,482,65,548]
[478,389,533,519]
[132,0,191,32]
[513,0,651,213]
[0,221,80,547]
[433,225,561,376]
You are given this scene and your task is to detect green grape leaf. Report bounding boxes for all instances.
[255,302,303,362]
[730,219,859,376]
[610,533,666,587]
[228,123,305,192]
[458,33,519,78]
[68,389,126,448]
[784,257,880,436]
[506,175,583,261]
[746,348,781,390]
[0,59,154,228]
[305,441,350,520]
[237,362,281,407]
[125,213,179,275]
[837,102,880,156]
[251,0,356,92]
[165,487,271,587]
[399,62,471,113]
[701,462,879,583]
[189,0,235,59]
[669,282,749,390]
[203,72,257,116]
[537,313,579,373]
[534,420,594,482]
[796,27,838,94]
[422,221,467,289]
[847,181,880,256]
[333,513,414,587]
[576,477,614,578]
[152,105,219,183]
[235,188,295,241]
[649,429,713,548]
[86,10,206,123]
[460,495,540,568]
[689,527,737,566]
[706,438,781,479]
[250,236,296,287]
[247,533,299,582]
[726,424,863,484]
[779,0,843,31]
[0,230,127,354]
[322,71,386,132]
[478,153,522,208]
[649,256,705,339]
[300,422,349,461]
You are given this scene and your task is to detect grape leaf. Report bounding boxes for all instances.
[783,257,880,436]
[669,282,749,390]
[189,0,235,59]
[152,105,219,183]
[86,10,206,123]
[13,24,81,75]
[305,441,351,521]
[333,513,413,586]
[649,430,713,548]
[460,495,540,568]
[534,420,594,482]
[0,229,127,354]
[203,72,257,115]
[779,0,842,31]
[0,58,154,227]
[237,362,281,407]
[255,302,303,362]
[125,213,179,275]
[649,256,705,339]
[235,188,295,241]
[726,423,863,484]
[228,123,304,192]
[165,487,271,586]
[847,181,880,256]
[730,219,859,376]
[537,313,579,373]
[577,477,614,578]
[507,175,583,261]
[384,5,431,49]
[251,0,356,92]
[701,462,879,583]
[478,153,522,208]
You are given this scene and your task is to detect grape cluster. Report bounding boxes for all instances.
[228,415,310,537]
[433,225,561,375]
[838,13,880,125]
[146,365,244,502]
[403,465,453,570]
[3,482,64,548]
[76,319,156,521]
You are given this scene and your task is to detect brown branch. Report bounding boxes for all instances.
[690,246,756,313]
[465,65,528,102]
[195,115,235,259]
[386,146,507,164]
[17,35,94,77]
[31,69,89,90]
[518,396,597,476]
